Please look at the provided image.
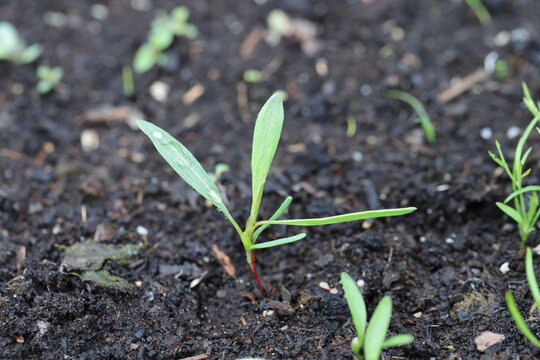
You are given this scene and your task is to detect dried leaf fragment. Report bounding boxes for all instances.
[210,243,236,276]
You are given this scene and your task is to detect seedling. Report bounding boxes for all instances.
[506,247,540,347]
[0,21,42,65]
[386,89,435,144]
[347,116,357,138]
[137,94,416,293]
[489,83,540,246]
[133,6,197,73]
[36,65,63,94]
[341,272,414,359]
[465,0,492,26]
[122,65,134,97]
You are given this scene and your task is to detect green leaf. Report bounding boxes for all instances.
[0,22,19,58]
[506,291,540,347]
[133,44,157,73]
[526,248,540,311]
[496,202,522,223]
[18,43,42,64]
[258,207,417,226]
[364,296,392,360]
[386,89,435,143]
[381,334,414,348]
[253,196,292,241]
[341,272,366,347]
[247,233,306,250]
[37,80,52,94]
[504,186,540,203]
[149,29,174,51]
[249,94,284,219]
[136,120,243,236]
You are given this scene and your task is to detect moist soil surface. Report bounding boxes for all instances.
[2,0,540,359]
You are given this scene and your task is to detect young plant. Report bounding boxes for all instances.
[36,65,63,94]
[341,272,413,359]
[0,21,42,65]
[465,0,492,26]
[506,247,540,347]
[489,83,540,247]
[386,89,435,144]
[137,94,416,293]
[133,6,197,73]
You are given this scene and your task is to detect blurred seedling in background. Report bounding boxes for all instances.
[506,248,540,347]
[36,65,63,94]
[137,94,416,293]
[465,0,492,26]
[386,89,435,144]
[133,6,198,73]
[489,83,540,247]
[122,65,134,97]
[341,272,414,359]
[0,21,42,65]
[347,116,357,138]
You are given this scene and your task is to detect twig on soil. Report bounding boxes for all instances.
[177,354,209,360]
[436,69,488,103]
[240,26,263,58]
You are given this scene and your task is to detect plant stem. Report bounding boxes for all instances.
[248,250,264,294]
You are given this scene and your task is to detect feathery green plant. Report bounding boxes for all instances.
[386,89,435,144]
[489,83,540,247]
[341,272,414,359]
[506,247,540,347]
[137,94,416,293]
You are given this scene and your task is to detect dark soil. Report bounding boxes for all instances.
[2,0,540,359]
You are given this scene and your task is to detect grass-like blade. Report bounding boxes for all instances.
[506,291,540,347]
[496,202,522,223]
[258,207,417,226]
[248,233,306,250]
[250,94,284,217]
[364,296,392,360]
[504,186,540,203]
[386,89,435,143]
[341,272,367,348]
[137,120,242,235]
[381,334,414,348]
[253,196,292,242]
[526,248,540,311]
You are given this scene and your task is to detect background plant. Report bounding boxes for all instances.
[506,247,540,347]
[464,0,492,26]
[36,65,63,94]
[137,94,416,293]
[341,272,414,359]
[0,21,42,65]
[489,83,540,246]
[386,89,435,144]
[133,6,197,73]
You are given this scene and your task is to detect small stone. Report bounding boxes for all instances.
[413,312,422,318]
[149,81,169,103]
[36,320,50,337]
[480,127,492,140]
[475,331,505,352]
[16,334,24,343]
[81,129,100,151]
[262,310,274,317]
[493,31,511,47]
[506,126,520,139]
[136,225,148,236]
[499,262,510,274]
[130,343,140,350]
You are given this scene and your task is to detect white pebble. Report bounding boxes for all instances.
[506,126,520,139]
[136,225,148,236]
[480,127,492,140]
[80,129,100,151]
[499,262,510,274]
[149,81,170,103]
[493,31,511,47]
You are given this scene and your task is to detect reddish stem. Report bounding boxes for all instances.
[250,251,264,295]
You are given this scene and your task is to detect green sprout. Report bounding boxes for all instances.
[133,6,197,74]
[137,94,416,293]
[341,272,414,359]
[36,65,63,94]
[0,21,42,65]
[243,69,262,83]
[122,65,134,97]
[489,83,540,247]
[465,0,492,26]
[506,247,540,347]
[347,116,357,138]
[386,89,435,144]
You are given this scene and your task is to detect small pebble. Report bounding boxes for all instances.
[493,31,511,47]
[499,262,510,274]
[480,127,492,140]
[81,129,100,151]
[352,151,363,162]
[136,225,148,236]
[475,331,505,352]
[506,126,520,139]
[149,81,169,103]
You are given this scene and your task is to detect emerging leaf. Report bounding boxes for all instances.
[341,272,367,347]
[382,334,414,348]
[364,296,392,360]
[248,233,306,250]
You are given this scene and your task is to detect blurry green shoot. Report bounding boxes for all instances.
[506,247,540,347]
[489,83,540,247]
[386,89,435,144]
[137,94,416,293]
[36,66,63,94]
[341,272,414,359]
[0,21,42,65]
[465,0,492,26]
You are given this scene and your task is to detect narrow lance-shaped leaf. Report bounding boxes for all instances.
[504,186,540,203]
[364,296,392,360]
[341,272,367,348]
[526,248,540,311]
[381,334,414,348]
[496,202,522,224]
[253,196,292,241]
[257,207,416,226]
[137,120,242,235]
[248,233,306,250]
[506,291,540,347]
[250,94,284,217]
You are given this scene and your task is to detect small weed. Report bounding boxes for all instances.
[36,65,63,94]
[0,21,42,65]
[341,272,414,359]
[489,83,540,246]
[137,94,416,293]
[122,65,134,96]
